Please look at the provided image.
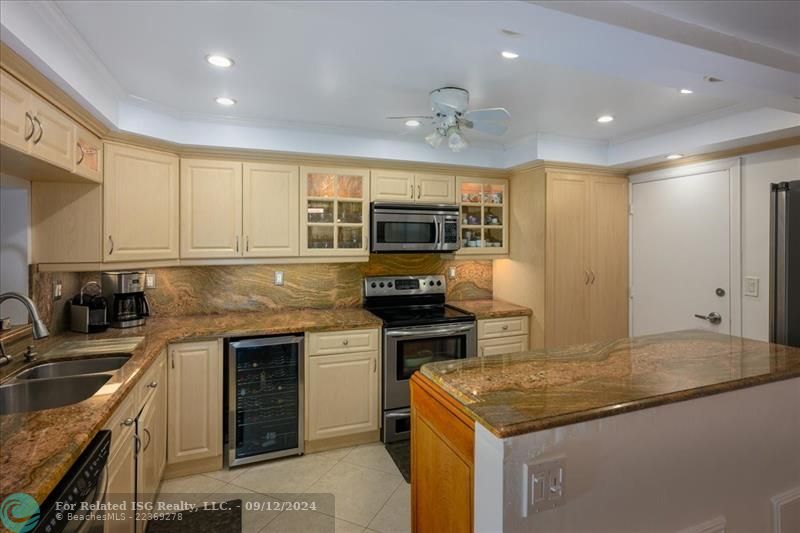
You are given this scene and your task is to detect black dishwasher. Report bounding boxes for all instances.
[224,335,304,467]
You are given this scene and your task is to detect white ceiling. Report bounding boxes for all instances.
[628,0,800,56]
[53,0,736,144]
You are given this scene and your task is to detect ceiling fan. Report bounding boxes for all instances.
[388,87,511,152]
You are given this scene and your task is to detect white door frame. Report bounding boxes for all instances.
[628,157,742,337]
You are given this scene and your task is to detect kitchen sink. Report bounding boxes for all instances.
[14,356,131,380]
[0,374,112,415]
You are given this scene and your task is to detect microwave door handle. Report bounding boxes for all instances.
[434,217,441,249]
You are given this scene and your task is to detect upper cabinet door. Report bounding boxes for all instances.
[75,125,103,183]
[0,70,34,153]
[180,159,242,259]
[104,143,179,262]
[456,176,508,255]
[415,173,455,204]
[29,93,76,172]
[371,170,415,202]
[243,163,299,257]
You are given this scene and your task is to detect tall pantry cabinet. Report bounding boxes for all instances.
[493,166,629,349]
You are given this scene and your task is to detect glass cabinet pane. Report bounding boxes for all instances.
[485,227,503,249]
[459,182,482,204]
[308,226,334,249]
[461,205,481,226]
[337,201,363,224]
[484,184,504,204]
[338,227,363,249]
[307,174,335,198]
[307,200,334,223]
[484,206,503,227]
[462,228,482,248]
[337,175,363,199]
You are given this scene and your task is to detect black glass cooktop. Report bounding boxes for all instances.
[366,304,474,328]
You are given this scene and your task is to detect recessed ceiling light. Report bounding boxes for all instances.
[405,119,421,127]
[596,115,614,123]
[215,97,236,106]
[501,51,519,59]
[679,88,694,94]
[206,55,234,68]
[666,153,683,160]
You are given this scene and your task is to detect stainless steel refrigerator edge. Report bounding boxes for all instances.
[770,180,800,347]
[225,336,304,467]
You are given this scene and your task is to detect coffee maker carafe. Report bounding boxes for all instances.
[102,271,150,328]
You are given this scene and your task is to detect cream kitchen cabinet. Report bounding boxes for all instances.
[167,340,222,465]
[456,176,509,255]
[180,159,243,258]
[371,170,455,204]
[477,316,530,357]
[301,166,370,256]
[0,69,33,154]
[305,329,380,441]
[104,142,180,261]
[103,390,137,533]
[136,350,167,522]
[75,125,103,182]
[243,163,300,257]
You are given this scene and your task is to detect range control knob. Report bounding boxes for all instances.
[437,280,442,286]
[379,282,385,288]
[387,282,393,288]
[371,282,377,288]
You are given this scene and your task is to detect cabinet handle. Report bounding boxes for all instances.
[32,116,43,144]
[23,112,34,141]
[121,417,134,427]
[417,184,421,199]
[372,358,376,373]
[133,433,142,456]
[147,381,158,389]
[245,235,249,252]
[108,235,114,255]
[480,346,485,357]
[410,184,414,199]
[584,271,590,285]
[76,142,85,165]
[236,235,239,253]
[143,428,152,452]
[590,271,595,284]
[171,351,175,369]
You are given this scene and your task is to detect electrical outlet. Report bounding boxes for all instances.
[447,266,457,280]
[522,458,566,516]
[744,276,759,297]
[53,280,62,301]
[145,273,157,289]
[274,271,284,286]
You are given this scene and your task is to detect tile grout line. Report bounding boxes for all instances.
[364,477,406,533]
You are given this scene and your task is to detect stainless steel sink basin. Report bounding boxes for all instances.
[0,374,112,415]
[15,356,130,380]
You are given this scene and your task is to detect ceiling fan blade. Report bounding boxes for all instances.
[462,107,510,122]
[460,118,509,136]
[386,115,434,120]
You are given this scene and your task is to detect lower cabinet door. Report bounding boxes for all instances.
[307,351,378,440]
[105,438,136,533]
[137,399,160,525]
[478,335,529,357]
[167,340,222,464]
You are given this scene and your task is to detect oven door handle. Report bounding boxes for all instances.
[385,409,411,419]
[386,324,475,337]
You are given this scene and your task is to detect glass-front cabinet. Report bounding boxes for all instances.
[456,176,509,255]
[300,167,370,256]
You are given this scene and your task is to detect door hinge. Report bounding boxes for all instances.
[628,203,634,216]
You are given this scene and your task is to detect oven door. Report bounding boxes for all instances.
[371,211,442,252]
[383,322,476,411]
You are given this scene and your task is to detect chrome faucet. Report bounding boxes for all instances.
[0,292,50,366]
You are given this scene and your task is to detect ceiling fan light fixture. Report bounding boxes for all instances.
[447,127,469,153]
[425,130,444,148]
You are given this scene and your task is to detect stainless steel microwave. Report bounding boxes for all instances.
[370,203,460,253]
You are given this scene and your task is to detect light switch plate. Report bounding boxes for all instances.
[521,457,566,516]
[447,266,457,280]
[53,280,62,301]
[274,271,284,286]
[145,273,157,289]
[744,276,759,297]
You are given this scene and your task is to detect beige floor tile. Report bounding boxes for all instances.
[260,509,363,533]
[341,444,401,475]
[208,484,283,533]
[230,453,338,496]
[310,446,357,462]
[204,466,247,483]
[307,461,403,527]
[367,483,410,533]
[156,474,226,507]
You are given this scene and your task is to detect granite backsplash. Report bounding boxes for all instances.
[31,255,492,333]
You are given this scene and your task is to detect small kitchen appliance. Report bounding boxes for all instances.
[102,271,150,328]
[364,275,476,442]
[69,281,109,333]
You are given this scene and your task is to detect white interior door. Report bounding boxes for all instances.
[631,167,738,336]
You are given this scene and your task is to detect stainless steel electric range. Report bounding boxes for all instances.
[363,275,477,443]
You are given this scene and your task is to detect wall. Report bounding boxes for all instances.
[740,145,800,341]
[0,174,30,324]
[474,377,800,532]
[31,254,492,333]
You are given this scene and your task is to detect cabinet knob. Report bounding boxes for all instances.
[147,381,158,389]
[342,339,349,346]
[502,325,509,331]
[121,417,134,427]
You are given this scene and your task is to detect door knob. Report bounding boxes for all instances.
[694,312,722,324]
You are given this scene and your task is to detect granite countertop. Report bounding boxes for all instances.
[0,307,382,502]
[447,298,532,319]
[421,330,800,438]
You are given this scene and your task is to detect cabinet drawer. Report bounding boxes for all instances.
[104,389,137,458]
[136,349,166,413]
[307,328,379,356]
[478,316,529,339]
[478,335,529,357]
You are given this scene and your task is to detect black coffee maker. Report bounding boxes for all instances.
[101,271,150,328]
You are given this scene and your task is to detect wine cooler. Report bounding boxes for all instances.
[225,335,304,467]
